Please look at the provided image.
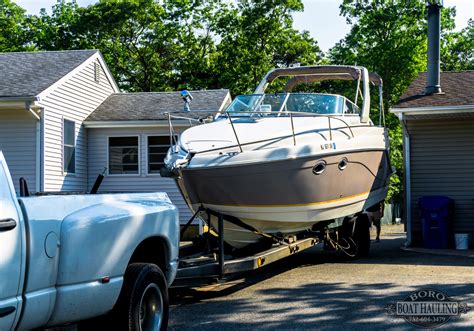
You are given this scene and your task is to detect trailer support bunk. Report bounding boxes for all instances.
[173,209,320,287]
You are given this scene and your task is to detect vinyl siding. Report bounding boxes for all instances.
[0,108,37,192]
[407,118,474,238]
[87,127,193,223]
[38,59,115,191]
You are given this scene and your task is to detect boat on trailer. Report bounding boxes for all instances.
[164,65,392,249]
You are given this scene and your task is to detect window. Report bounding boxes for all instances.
[108,136,139,174]
[344,99,360,115]
[63,119,75,173]
[148,136,175,174]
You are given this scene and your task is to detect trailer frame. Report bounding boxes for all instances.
[173,208,323,288]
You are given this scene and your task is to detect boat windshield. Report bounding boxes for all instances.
[225,93,359,116]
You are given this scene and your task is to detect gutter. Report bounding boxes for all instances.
[83,120,201,129]
[398,113,412,247]
[391,104,474,116]
[0,96,39,103]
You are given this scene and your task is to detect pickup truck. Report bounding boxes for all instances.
[0,151,179,331]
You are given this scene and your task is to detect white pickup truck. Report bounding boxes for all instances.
[0,151,179,331]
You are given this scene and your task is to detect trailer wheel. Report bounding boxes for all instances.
[113,263,169,331]
[341,214,370,259]
[355,214,370,257]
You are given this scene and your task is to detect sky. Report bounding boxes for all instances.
[14,0,474,52]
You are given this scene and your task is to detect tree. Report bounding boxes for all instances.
[0,0,32,51]
[32,0,176,91]
[163,0,226,90]
[212,0,322,94]
[441,19,474,71]
[29,0,223,92]
[30,0,84,51]
[21,0,321,93]
[329,0,457,202]
[79,0,176,92]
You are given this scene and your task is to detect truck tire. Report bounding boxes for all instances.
[114,263,169,331]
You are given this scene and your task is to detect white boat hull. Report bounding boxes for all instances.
[201,186,388,248]
[177,147,391,249]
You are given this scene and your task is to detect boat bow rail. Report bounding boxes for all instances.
[219,111,356,154]
[165,110,358,159]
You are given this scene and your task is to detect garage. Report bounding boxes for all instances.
[391,71,474,247]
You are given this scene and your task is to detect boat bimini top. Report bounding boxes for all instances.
[254,65,383,124]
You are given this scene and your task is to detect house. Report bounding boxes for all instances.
[389,1,473,247]
[83,91,230,222]
[0,50,119,193]
[390,71,474,246]
[0,50,231,223]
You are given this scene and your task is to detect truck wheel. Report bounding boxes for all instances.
[114,263,169,331]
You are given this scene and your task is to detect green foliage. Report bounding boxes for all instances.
[441,19,474,71]
[212,0,322,94]
[329,0,461,203]
[331,0,433,104]
[30,0,83,50]
[78,0,176,91]
[386,124,403,202]
[17,0,320,93]
[0,0,33,51]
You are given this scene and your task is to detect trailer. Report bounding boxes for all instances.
[172,207,371,288]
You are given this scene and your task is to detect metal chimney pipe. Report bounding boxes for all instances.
[426,1,443,94]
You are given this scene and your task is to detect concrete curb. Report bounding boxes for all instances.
[401,246,474,258]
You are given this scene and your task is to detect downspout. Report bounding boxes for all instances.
[26,103,42,193]
[399,113,412,247]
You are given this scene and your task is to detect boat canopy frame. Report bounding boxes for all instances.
[254,65,383,124]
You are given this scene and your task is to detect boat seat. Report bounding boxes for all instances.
[258,104,272,113]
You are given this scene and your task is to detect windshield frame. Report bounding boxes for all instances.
[222,93,360,117]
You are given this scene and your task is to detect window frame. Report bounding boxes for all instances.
[107,135,141,177]
[145,134,176,176]
[62,118,76,175]
[343,98,361,116]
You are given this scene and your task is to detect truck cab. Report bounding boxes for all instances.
[0,151,180,331]
[0,150,25,331]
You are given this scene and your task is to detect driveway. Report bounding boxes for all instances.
[169,227,474,330]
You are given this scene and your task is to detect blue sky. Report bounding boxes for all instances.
[14,0,473,52]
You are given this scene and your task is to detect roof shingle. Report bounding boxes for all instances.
[0,49,97,98]
[395,71,474,108]
[86,90,230,121]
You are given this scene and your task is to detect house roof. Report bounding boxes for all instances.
[0,49,98,98]
[395,71,474,109]
[86,90,231,122]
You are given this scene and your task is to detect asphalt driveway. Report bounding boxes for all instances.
[169,227,474,330]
